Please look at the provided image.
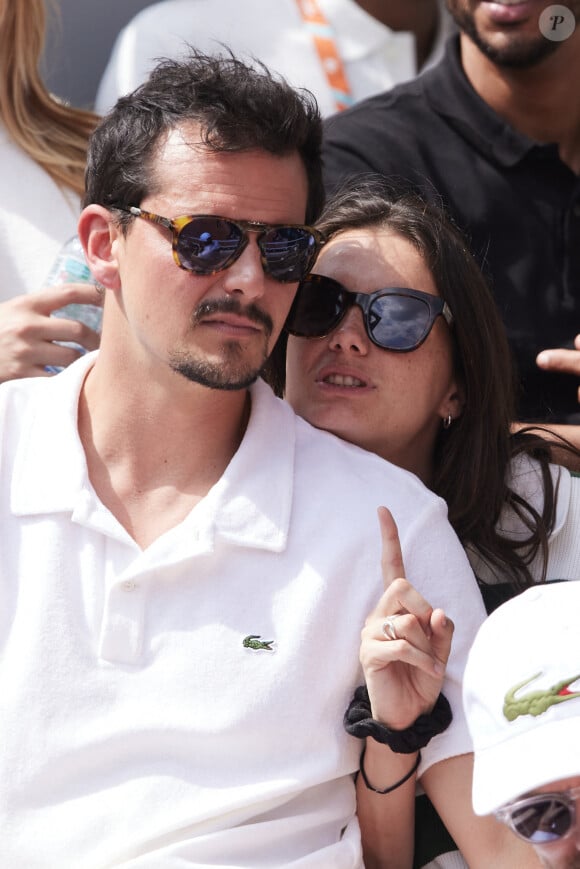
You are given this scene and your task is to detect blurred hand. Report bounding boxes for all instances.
[361,506,454,731]
[537,336,580,403]
[0,283,102,382]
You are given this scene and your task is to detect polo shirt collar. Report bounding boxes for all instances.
[422,35,539,167]
[206,377,295,552]
[10,356,296,554]
[11,353,94,516]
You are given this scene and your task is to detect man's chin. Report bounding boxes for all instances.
[170,354,263,391]
[169,342,269,391]
[172,363,261,391]
[450,2,563,69]
[471,31,560,68]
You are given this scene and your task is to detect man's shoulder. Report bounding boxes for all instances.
[293,409,442,508]
[0,355,93,438]
[324,73,432,139]
[0,371,52,414]
[323,40,458,135]
[114,0,193,30]
[321,45,473,194]
[254,381,440,504]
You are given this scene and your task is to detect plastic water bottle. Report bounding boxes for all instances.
[44,236,103,373]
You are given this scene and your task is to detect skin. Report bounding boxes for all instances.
[508,776,580,868]
[285,227,464,484]
[446,0,580,439]
[447,0,580,70]
[78,122,308,549]
[537,338,580,410]
[358,506,453,868]
[285,226,541,867]
[356,0,440,67]
[0,283,102,382]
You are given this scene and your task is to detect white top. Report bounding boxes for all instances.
[468,454,580,584]
[95,0,420,117]
[0,354,486,868]
[0,120,80,301]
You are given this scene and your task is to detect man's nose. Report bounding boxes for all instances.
[221,238,266,301]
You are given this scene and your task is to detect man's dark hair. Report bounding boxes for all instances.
[83,49,324,224]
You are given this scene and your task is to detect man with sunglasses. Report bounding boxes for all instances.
[464,581,580,868]
[0,49,490,867]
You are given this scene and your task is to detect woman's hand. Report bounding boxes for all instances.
[361,506,454,731]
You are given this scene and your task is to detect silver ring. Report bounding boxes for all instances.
[381,616,399,641]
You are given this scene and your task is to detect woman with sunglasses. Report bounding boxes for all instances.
[265,176,579,866]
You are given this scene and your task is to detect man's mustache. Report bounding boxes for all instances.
[193,297,273,337]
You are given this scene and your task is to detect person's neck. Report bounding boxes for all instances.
[377,440,434,488]
[355,0,439,69]
[460,33,580,173]
[78,356,251,549]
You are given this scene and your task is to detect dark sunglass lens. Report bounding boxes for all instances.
[369,294,432,351]
[176,218,242,273]
[512,799,572,844]
[261,228,318,282]
[286,279,344,336]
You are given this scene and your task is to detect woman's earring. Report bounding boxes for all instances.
[442,414,452,429]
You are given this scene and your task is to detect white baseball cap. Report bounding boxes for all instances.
[463,581,580,816]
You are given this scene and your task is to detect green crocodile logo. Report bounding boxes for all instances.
[243,634,274,651]
[503,672,580,722]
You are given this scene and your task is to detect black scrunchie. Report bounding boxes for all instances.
[344,685,452,754]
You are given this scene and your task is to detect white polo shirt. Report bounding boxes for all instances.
[0,354,486,868]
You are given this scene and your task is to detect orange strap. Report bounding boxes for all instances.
[295,0,354,112]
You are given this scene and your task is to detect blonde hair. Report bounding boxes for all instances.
[0,0,99,197]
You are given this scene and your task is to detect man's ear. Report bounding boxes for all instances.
[77,205,122,291]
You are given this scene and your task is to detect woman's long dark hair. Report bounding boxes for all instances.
[265,175,570,593]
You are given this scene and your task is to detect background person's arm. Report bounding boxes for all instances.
[536,336,580,394]
[511,420,580,470]
[0,284,102,382]
[422,754,543,868]
[532,339,580,461]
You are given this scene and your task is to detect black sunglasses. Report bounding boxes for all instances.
[497,787,580,845]
[121,207,323,283]
[285,273,453,352]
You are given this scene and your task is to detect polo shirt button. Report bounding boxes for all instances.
[122,580,137,592]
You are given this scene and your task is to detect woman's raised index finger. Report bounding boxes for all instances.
[377,506,406,590]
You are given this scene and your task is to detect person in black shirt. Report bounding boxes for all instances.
[322,0,580,429]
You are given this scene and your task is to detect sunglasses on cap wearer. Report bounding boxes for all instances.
[285,273,453,352]
[120,207,324,283]
[496,787,580,845]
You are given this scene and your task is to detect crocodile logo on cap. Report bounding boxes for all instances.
[503,672,580,722]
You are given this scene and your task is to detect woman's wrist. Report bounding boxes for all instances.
[358,741,421,794]
[344,685,453,753]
